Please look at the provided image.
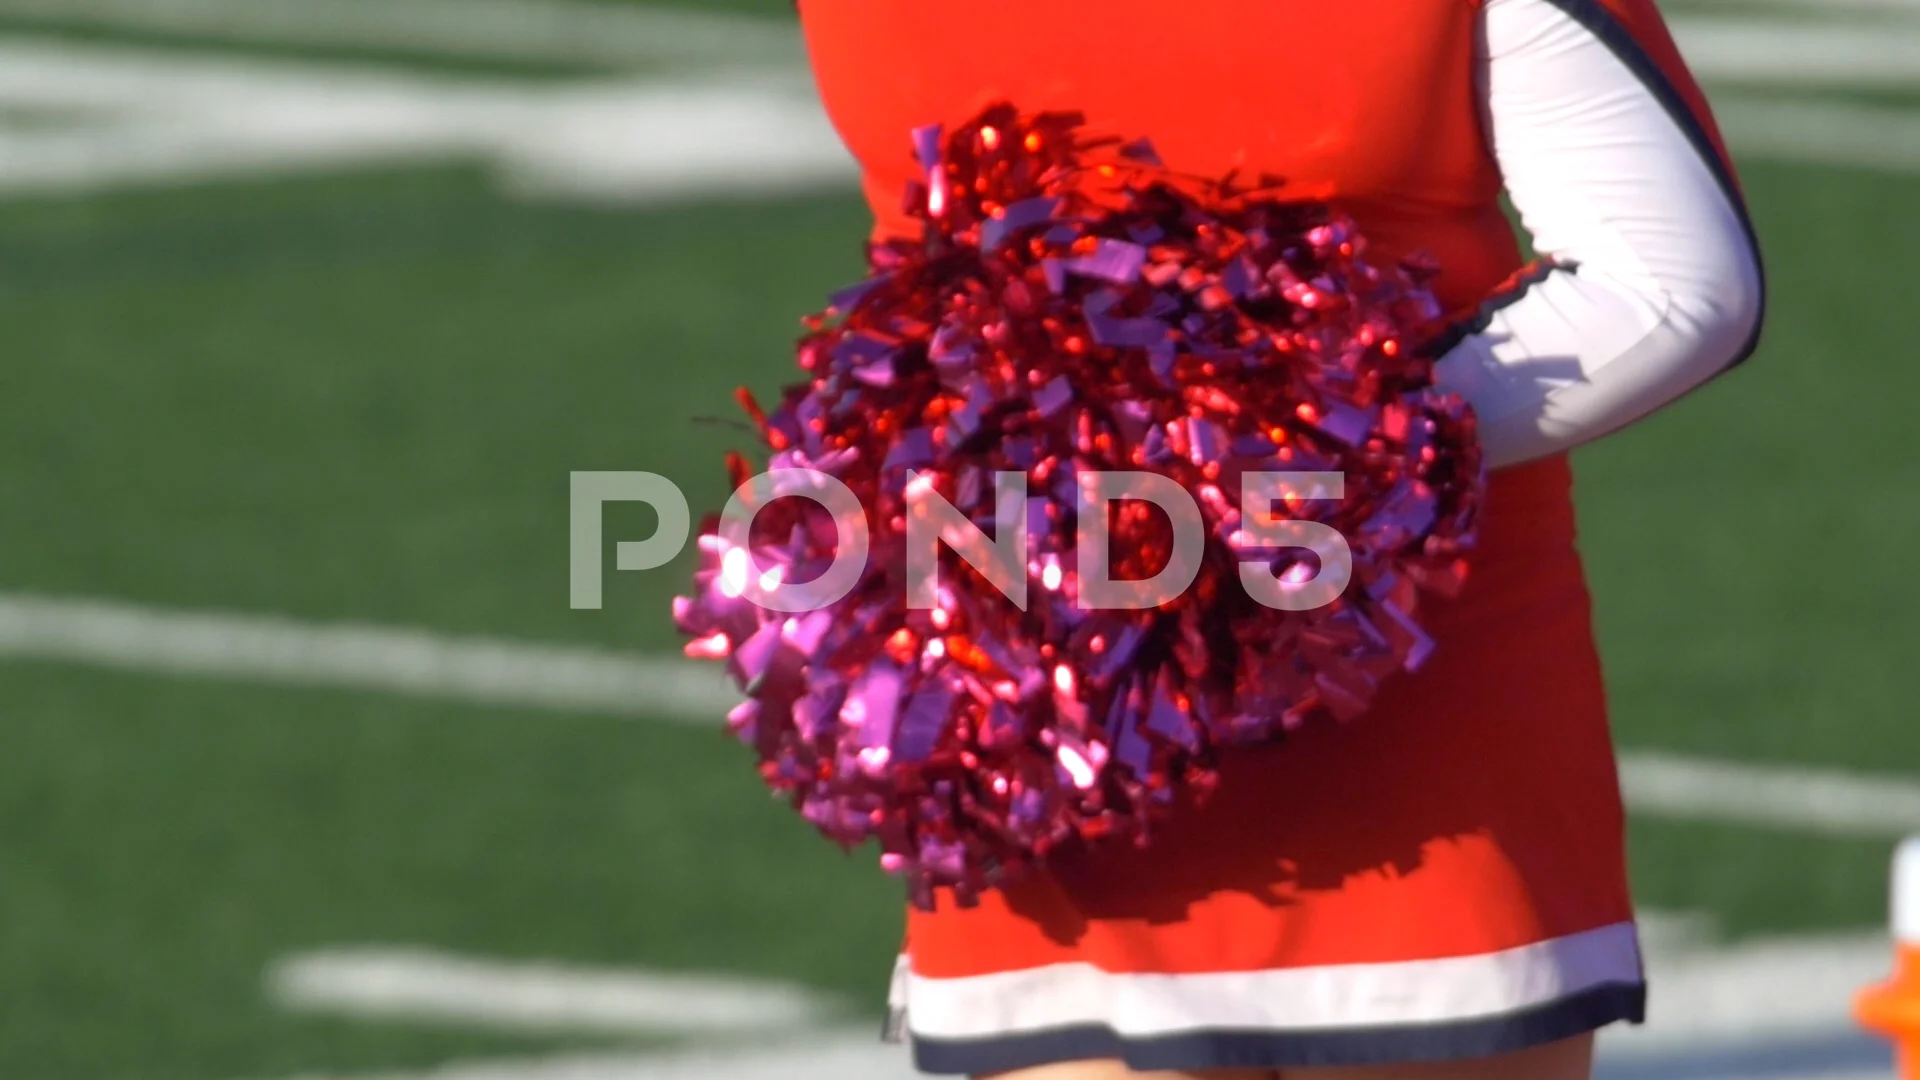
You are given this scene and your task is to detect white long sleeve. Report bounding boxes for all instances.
[1436,0,1765,468]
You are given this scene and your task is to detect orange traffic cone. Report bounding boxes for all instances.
[1859,837,1920,1077]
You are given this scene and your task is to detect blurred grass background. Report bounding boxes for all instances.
[0,1,1915,1077]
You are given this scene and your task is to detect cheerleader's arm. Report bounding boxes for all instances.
[1436,0,1766,468]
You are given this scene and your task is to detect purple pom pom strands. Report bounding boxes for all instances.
[673,103,1485,909]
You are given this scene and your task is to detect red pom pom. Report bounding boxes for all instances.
[674,103,1484,909]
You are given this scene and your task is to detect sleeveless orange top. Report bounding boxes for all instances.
[791,1,1731,1070]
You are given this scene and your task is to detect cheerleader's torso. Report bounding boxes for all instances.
[802,0,1525,307]
[794,0,1670,1069]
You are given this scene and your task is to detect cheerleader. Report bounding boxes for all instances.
[795,0,1765,1076]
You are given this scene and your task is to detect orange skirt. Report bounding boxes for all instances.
[891,453,1643,1074]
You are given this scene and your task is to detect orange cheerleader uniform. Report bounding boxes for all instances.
[795,0,1765,1071]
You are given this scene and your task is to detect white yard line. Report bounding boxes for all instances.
[1673,0,1920,13]
[242,1037,1893,1080]
[0,592,741,721]
[4,591,1920,841]
[1621,751,1920,840]
[1714,96,1920,176]
[0,37,1914,206]
[1609,926,1891,1052]
[1,0,1916,81]
[251,1039,921,1080]
[0,43,846,201]
[251,929,1895,1080]
[268,947,833,1036]
[1670,18,1920,85]
[0,0,1917,91]
[0,0,805,69]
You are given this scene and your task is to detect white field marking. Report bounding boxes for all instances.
[239,1036,1892,1080]
[1603,923,1892,1055]
[7,592,1920,841]
[487,74,848,207]
[268,947,833,1036]
[0,36,1919,206]
[1618,750,1920,839]
[1712,96,1920,176]
[0,0,1911,81]
[1673,0,1920,13]
[0,42,848,201]
[0,592,742,721]
[1632,908,1721,957]
[249,1038,921,1080]
[0,0,804,69]
[1669,17,1920,85]
[248,926,1891,1080]
[0,0,1913,92]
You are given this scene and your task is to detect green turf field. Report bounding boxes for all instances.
[0,3,1916,1077]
